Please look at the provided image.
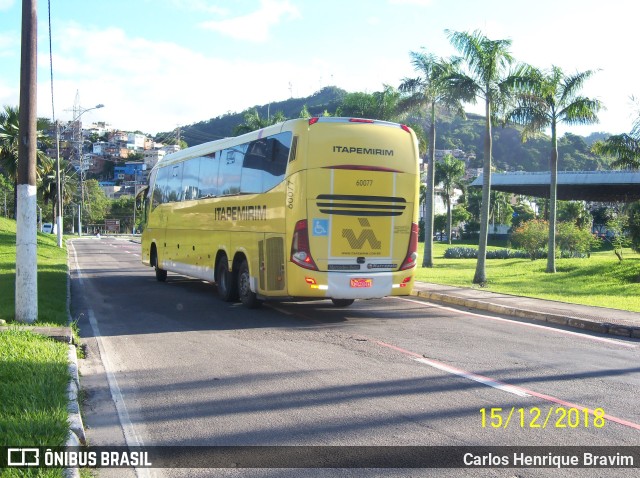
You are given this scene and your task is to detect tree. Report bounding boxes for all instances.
[557,201,592,229]
[626,201,640,253]
[337,85,402,121]
[507,66,602,273]
[82,179,110,226]
[399,51,465,266]
[489,191,513,233]
[110,195,136,233]
[233,108,286,135]
[606,215,627,262]
[418,181,428,239]
[511,219,548,260]
[452,203,471,236]
[299,104,311,119]
[445,30,517,284]
[592,99,640,169]
[511,200,536,229]
[556,221,598,256]
[435,154,466,244]
[0,105,53,217]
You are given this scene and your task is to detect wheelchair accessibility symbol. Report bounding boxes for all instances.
[312,219,329,236]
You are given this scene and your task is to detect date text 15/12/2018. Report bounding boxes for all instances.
[480,407,605,429]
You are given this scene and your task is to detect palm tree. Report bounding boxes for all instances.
[593,133,640,169]
[508,66,602,273]
[592,103,640,169]
[399,51,465,267]
[233,108,287,135]
[489,191,513,233]
[0,105,53,217]
[41,158,77,220]
[444,29,517,285]
[435,154,466,244]
[337,85,403,122]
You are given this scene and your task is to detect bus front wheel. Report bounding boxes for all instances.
[331,298,354,307]
[238,260,262,309]
[216,258,238,302]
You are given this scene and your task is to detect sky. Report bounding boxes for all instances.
[0,0,638,137]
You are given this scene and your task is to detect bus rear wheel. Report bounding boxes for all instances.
[152,248,167,282]
[331,298,354,307]
[216,258,238,302]
[238,260,261,309]
[155,266,167,282]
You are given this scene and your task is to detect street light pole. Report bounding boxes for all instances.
[55,103,103,242]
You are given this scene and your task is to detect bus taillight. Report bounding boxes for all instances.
[309,117,320,126]
[400,222,419,270]
[291,220,318,270]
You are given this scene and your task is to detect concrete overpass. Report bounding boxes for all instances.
[469,170,640,202]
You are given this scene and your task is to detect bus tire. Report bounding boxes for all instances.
[216,257,238,302]
[155,266,167,282]
[238,259,262,309]
[331,298,354,307]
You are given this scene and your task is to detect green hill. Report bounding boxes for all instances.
[434,114,612,172]
[169,86,346,146]
[165,86,611,173]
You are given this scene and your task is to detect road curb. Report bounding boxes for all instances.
[66,244,83,478]
[411,289,640,339]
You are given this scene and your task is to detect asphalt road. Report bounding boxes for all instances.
[70,237,640,477]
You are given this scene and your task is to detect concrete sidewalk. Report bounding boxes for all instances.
[412,282,640,339]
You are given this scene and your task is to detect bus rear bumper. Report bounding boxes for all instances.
[286,269,414,299]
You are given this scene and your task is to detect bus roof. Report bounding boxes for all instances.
[154,117,412,170]
[154,119,294,169]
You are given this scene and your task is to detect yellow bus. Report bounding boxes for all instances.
[141,117,420,308]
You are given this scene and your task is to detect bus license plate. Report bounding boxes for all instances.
[350,278,372,288]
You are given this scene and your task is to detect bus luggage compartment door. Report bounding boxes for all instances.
[258,234,286,293]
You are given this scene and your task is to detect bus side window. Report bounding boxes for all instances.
[154,166,170,205]
[262,132,292,191]
[199,153,220,198]
[219,145,245,196]
[182,157,201,200]
[167,163,183,202]
[241,139,266,194]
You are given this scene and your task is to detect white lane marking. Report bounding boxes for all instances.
[413,357,530,397]
[70,241,151,478]
[396,296,637,348]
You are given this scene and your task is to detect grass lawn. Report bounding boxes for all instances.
[415,241,640,312]
[0,217,70,477]
[0,217,69,326]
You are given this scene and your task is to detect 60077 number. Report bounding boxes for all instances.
[355,179,373,186]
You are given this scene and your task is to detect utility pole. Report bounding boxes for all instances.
[16,0,38,323]
[63,99,104,237]
[55,121,63,246]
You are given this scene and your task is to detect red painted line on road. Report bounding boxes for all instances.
[521,388,640,431]
[375,339,640,431]
[377,341,529,397]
